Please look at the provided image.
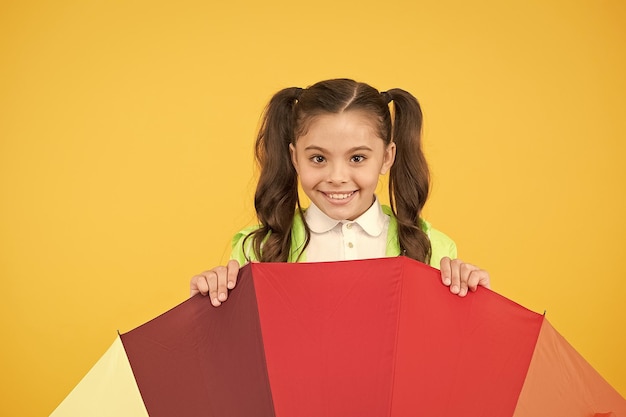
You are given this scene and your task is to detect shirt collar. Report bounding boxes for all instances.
[304,197,388,237]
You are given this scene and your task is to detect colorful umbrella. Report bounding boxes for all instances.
[50,257,626,417]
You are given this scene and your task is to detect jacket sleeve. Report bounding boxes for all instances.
[229,226,260,265]
[428,228,458,268]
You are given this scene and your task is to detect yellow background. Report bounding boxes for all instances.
[1,0,625,415]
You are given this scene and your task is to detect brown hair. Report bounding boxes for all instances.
[245,79,431,263]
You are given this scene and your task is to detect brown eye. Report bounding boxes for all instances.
[311,155,325,163]
[351,155,366,163]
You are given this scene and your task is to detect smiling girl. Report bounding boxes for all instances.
[191,79,490,305]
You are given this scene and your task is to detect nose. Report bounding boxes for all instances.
[326,161,349,184]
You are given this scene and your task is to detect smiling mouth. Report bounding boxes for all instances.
[324,191,356,200]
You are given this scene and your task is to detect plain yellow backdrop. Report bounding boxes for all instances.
[1,0,625,415]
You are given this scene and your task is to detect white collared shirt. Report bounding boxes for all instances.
[303,197,390,262]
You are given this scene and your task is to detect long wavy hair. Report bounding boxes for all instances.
[244,78,431,263]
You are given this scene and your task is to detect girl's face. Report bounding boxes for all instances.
[289,111,396,221]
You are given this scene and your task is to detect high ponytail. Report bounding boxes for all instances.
[385,89,432,263]
[245,87,304,262]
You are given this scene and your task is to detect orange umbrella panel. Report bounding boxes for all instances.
[49,257,626,417]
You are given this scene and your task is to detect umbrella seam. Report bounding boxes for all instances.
[250,263,279,417]
[510,314,546,417]
[387,256,407,416]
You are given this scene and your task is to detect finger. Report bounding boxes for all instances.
[468,270,491,291]
[449,258,462,294]
[190,274,210,297]
[457,262,479,297]
[226,259,240,290]
[206,270,221,307]
[439,257,452,286]
[213,266,229,304]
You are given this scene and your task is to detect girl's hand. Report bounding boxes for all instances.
[439,257,490,297]
[190,259,240,306]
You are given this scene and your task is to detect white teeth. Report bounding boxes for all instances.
[327,192,353,200]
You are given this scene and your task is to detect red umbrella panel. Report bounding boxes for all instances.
[50,257,626,417]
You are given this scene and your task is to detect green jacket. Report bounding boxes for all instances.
[230,205,457,268]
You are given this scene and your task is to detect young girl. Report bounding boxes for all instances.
[191,79,490,306]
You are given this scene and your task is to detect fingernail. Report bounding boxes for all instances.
[443,278,451,285]
[459,288,467,297]
[451,285,459,294]
[212,298,220,306]
[218,292,227,301]
[227,282,235,289]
